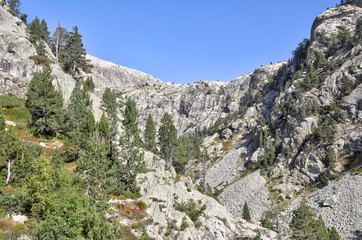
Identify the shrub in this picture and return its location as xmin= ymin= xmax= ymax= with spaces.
xmin=6 ymin=107 xmax=29 ymax=120
xmin=137 ymin=200 xmax=147 ymax=209
xmin=22 ymin=141 xmax=43 ymax=156
xmin=0 ymin=96 xmax=22 ymax=109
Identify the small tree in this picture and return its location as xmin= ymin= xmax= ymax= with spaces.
xmin=144 ymin=114 xmax=156 ymax=152
xmin=340 ymin=74 xmax=352 ymax=95
xmin=123 ymin=98 xmax=140 ymax=145
xmin=50 ymin=23 xmax=69 ymax=60
xmin=242 ymin=202 xmax=251 ymax=221
xmin=59 ymin=26 xmax=92 ymax=77
xmin=158 ymin=112 xmax=178 ymax=169
xmin=84 ymin=76 xmax=95 ymax=92
xmin=26 ymin=65 xmax=64 ymax=135
xmin=329 ymin=226 xmax=340 ymax=240
xmin=7 ymin=0 xmax=21 ymax=17
xmin=325 ymin=146 xmax=336 ymax=168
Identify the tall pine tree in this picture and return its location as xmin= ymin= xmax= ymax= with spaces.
xmin=158 ymin=112 xmax=178 ymax=169
xmin=123 ymin=98 xmax=140 ymax=145
xmin=59 ymin=26 xmax=92 ymax=77
xmin=26 ymin=65 xmax=64 ymax=135
xmin=144 ymin=114 xmax=156 ymax=152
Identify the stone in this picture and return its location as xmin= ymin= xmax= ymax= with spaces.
xmin=11 ymin=214 xmax=28 ymax=224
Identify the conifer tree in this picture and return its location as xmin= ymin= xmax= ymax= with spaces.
xmin=28 ymin=16 xmax=43 ymax=44
xmin=50 ymin=23 xmax=69 ymax=60
xmin=7 ymin=0 xmax=21 ymax=17
xmin=26 ymin=65 xmax=63 ymax=135
xmin=0 ymin=127 xmax=23 ymax=185
xmin=242 ymin=202 xmax=251 ymax=221
xmin=144 ymin=114 xmax=156 ymax=152
xmin=158 ymin=112 xmax=178 ymax=169
xmin=84 ymin=76 xmax=95 ymax=92
xmin=40 ymin=18 xmax=50 ymax=43
xmin=101 ymin=88 xmax=119 ymax=162
xmin=123 ymin=98 xmax=140 ymax=145
xmin=59 ymin=26 xmax=92 ymax=77
xmin=329 ymin=226 xmax=340 ymax=240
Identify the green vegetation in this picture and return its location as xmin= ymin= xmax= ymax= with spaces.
xmin=59 ymin=26 xmax=93 ymax=77
xmin=26 ymin=65 xmax=64 ymax=136
xmin=144 ymin=113 xmax=156 ymax=152
xmin=242 ymin=202 xmax=251 ymax=221
xmin=0 ymin=95 xmax=23 ymax=109
xmin=174 ymin=200 xmax=206 ymax=223
xmin=158 ymin=112 xmax=178 ymax=169
xmin=290 ymin=199 xmax=340 ymax=240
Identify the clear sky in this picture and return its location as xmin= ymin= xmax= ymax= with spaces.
xmin=21 ymin=0 xmax=340 ymax=84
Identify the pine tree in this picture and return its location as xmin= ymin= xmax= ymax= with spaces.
xmin=158 ymin=112 xmax=178 ymax=169
xmin=325 ymin=146 xmax=336 ymax=168
xmin=101 ymin=88 xmax=119 ymax=162
xmin=84 ymin=76 xmax=95 ymax=92
xmin=26 ymin=65 xmax=64 ymax=135
xmin=50 ymin=23 xmax=69 ymax=60
xmin=66 ymin=81 xmax=92 ymax=133
xmin=59 ymin=26 xmax=92 ymax=77
xmin=7 ymin=0 xmax=21 ymax=17
xmin=329 ymin=226 xmax=340 ymax=240
xmin=28 ymin=16 xmax=43 ymax=44
xmin=144 ymin=114 xmax=156 ymax=152
xmin=242 ymin=202 xmax=251 ymax=221
xmin=340 ymin=74 xmax=352 ymax=95
xmin=123 ymin=98 xmax=140 ymax=145
xmin=40 ymin=18 xmax=50 ymax=43
xmin=290 ymin=199 xmax=333 ymax=240
xmin=0 ymin=127 xmax=23 ymax=185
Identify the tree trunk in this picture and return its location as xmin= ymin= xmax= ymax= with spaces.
xmin=6 ymin=160 xmax=11 ymax=185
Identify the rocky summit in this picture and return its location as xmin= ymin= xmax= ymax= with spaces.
xmin=0 ymin=1 xmax=361 ymax=239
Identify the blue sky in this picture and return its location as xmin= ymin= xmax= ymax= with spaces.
xmin=21 ymin=0 xmax=340 ymax=84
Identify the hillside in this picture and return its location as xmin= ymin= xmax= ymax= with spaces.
xmin=0 ymin=0 xmax=361 ymax=239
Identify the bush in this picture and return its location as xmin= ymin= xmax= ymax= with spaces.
xmin=22 ymin=141 xmax=43 ymax=156
xmin=29 ymin=55 xmax=55 ymax=65
xmin=137 ymin=200 xmax=147 ymax=209
xmin=6 ymin=107 xmax=29 ymax=120
xmin=0 ymin=96 xmax=23 ymax=109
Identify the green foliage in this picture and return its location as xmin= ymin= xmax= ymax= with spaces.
xmin=26 ymin=65 xmax=64 ymax=135
xmin=139 ymin=226 xmax=151 ymax=240
xmin=290 ymin=199 xmax=335 ymax=240
xmin=7 ymin=0 xmax=20 ymax=17
xmin=325 ymin=146 xmax=336 ymax=168
xmin=0 ymin=111 xmax=4 ymax=131
xmin=5 ymin=106 xmax=29 ymax=120
xmin=21 ymin=141 xmax=43 ymax=156
xmin=28 ymin=16 xmax=49 ymax=44
xmin=123 ymin=98 xmax=140 ymax=145
xmin=0 ymin=127 xmax=23 ymax=185
xmin=50 ymin=23 xmax=70 ymax=59
xmin=293 ymin=38 xmax=310 ymax=65
xmin=0 ymin=95 xmax=23 ymax=109
xmin=144 ymin=113 xmax=156 ymax=152
xmin=329 ymin=226 xmax=340 ymax=240
xmin=158 ymin=112 xmax=178 ymax=169
xmin=340 ymin=74 xmax=352 ymax=95
xmin=260 ymin=214 xmax=275 ymax=230
xmin=315 ymin=52 xmax=329 ymax=69
xmin=313 ymin=118 xmax=336 ymax=143
xmin=84 ymin=76 xmax=95 ymax=91
xmin=29 ymin=55 xmax=55 ymax=65
xmin=36 ymin=40 xmax=46 ymax=56
xmin=59 ymin=26 xmax=92 ymax=77
xmin=174 ymin=201 xmax=206 ymax=222
xmin=356 ymin=17 xmax=362 ymax=42
xmin=242 ymin=202 xmax=251 ymax=221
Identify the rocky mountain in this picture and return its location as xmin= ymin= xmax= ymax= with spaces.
xmin=1 ymin=1 xmax=362 ymax=239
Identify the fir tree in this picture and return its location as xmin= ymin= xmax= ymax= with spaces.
xmin=0 ymin=127 xmax=23 ymax=185
xmin=50 ymin=23 xmax=69 ymax=60
xmin=28 ymin=16 xmax=43 ymax=44
xmin=242 ymin=202 xmax=251 ymax=221
xmin=40 ymin=18 xmax=50 ymax=43
xmin=26 ymin=65 xmax=64 ymax=135
xmin=101 ymin=88 xmax=119 ymax=162
xmin=123 ymin=98 xmax=140 ymax=145
xmin=59 ymin=26 xmax=92 ymax=77
xmin=158 ymin=112 xmax=178 ymax=169
xmin=7 ymin=0 xmax=21 ymax=17
xmin=84 ymin=76 xmax=95 ymax=92
xmin=144 ymin=114 xmax=156 ymax=152
xmin=340 ymin=74 xmax=352 ymax=95
xmin=325 ymin=146 xmax=336 ymax=168
xmin=329 ymin=226 xmax=340 ymax=240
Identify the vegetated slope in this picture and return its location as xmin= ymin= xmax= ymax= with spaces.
xmin=0 ymin=1 xmax=361 ymax=239
xmin=196 ymin=4 xmax=361 ymax=239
